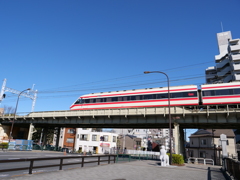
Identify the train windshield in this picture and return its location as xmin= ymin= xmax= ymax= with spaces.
xmin=74 ymin=98 xmax=84 ymax=104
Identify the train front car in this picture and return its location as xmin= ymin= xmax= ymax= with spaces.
xmin=201 ymin=82 xmax=240 ymax=105
xmin=70 ymin=85 xmax=199 ymax=110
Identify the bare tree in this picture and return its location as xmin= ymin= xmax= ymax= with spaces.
xmin=3 ymin=105 xmax=15 ymax=116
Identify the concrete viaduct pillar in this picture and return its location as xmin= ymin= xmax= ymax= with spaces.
xmin=174 ymin=123 xmax=185 ymax=158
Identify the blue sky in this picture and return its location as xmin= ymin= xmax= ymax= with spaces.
xmin=0 ymin=1 xmax=239 ymax=137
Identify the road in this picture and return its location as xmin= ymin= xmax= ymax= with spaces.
xmin=0 ymin=150 xmax=111 ymax=178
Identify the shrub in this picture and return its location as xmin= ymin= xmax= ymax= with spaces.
xmin=0 ymin=142 xmax=9 ymax=149
xmin=167 ymin=153 xmax=184 ymax=165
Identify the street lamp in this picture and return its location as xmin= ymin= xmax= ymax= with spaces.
xmin=9 ymin=88 xmax=31 ymax=140
xmin=144 ymin=71 xmax=172 ymax=165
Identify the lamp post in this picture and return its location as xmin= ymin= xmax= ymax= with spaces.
xmin=144 ymin=71 xmax=172 ymax=165
xmin=9 ymin=88 xmax=31 ymax=140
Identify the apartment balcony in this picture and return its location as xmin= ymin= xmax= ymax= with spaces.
xmin=233 ymin=74 xmax=240 ymax=81
xmin=216 ymin=58 xmax=230 ymax=69
xmin=217 ymin=66 xmax=231 ymax=77
xmin=229 ymin=44 xmax=240 ymax=52
xmin=231 ymin=54 xmax=240 ymax=61
xmin=232 ymin=64 xmax=240 ymax=71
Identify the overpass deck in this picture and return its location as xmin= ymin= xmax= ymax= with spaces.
xmin=1 ymin=105 xmax=240 ymax=128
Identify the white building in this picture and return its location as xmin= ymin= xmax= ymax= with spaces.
xmin=206 ymin=31 xmax=240 ymax=83
xmin=75 ymin=128 xmax=118 ymax=154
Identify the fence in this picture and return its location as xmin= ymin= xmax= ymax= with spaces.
xmin=223 ymin=158 xmax=240 ymax=180
xmin=187 ymin=157 xmax=214 ymax=166
xmin=0 ymin=154 xmax=116 ymax=174
xmin=115 ymin=150 xmax=161 ymax=163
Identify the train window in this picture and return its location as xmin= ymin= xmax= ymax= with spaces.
xmin=171 ymin=92 xmax=183 ymax=98
xmin=118 ymin=97 xmax=123 ymax=101
xmin=143 ymin=95 xmax=152 ymax=100
xmin=85 ymin=99 xmax=90 ymax=103
xmin=89 ymin=99 xmax=96 ymax=103
xmin=112 ymin=97 xmax=118 ymax=102
xmin=74 ymin=99 xmax=81 ymax=104
xmin=136 ymin=95 xmax=141 ymax=100
xmin=106 ymin=98 xmax=112 ymax=102
xmin=215 ymin=89 xmax=229 ymax=96
xmin=96 ymin=98 xmax=101 ymax=102
xmin=202 ymin=90 xmax=215 ymax=96
xmin=130 ymin=96 xmax=136 ymax=100
xmin=234 ymin=88 xmax=240 ymax=94
xmin=156 ymin=94 xmax=168 ymax=99
xmin=123 ymin=96 xmax=128 ymax=101
xmin=101 ymin=98 xmax=107 ymax=102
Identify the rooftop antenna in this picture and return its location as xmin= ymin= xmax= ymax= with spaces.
xmin=221 ymin=22 xmax=224 ymax=32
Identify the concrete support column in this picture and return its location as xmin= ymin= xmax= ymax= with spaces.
xmin=55 ymin=127 xmax=60 ymax=148
xmin=174 ymin=123 xmax=185 ymax=155
xmin=42 ymin=128 xmax=48 ymax=147
xmin=27 ymin=123 xmax=34 ymax=140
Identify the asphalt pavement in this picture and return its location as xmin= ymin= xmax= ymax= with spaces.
xmin=1 ymin=159 xmax=228 ymax=180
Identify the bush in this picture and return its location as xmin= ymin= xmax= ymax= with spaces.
xmin=0 ymin=142 xmax=9 ymax=149
xmin=167 ymin=153 xmax=184 ymax=165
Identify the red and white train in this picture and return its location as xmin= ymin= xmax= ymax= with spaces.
xmin=70 ymin=82 xmax=240 ymax=110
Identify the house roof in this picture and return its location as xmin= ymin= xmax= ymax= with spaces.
xmin=189 ymin=129 xmax=235 ymax=138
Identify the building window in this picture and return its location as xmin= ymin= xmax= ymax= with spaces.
xmin=92 ymin=135 xmax=97 ymax=141
xmin=189 ymin=150 xmax=194 ymax=157
xmin=113 ymin=136 xmax=116 ymax=142
xmin=80 ymin=134 xmax=88 ymax=141
xmin=200 ymin=151 xmax=206 ymax=158
xmin=66 ymin=138 xmax=74 ymax=143
xmin=201 ymin=139 xmax=207 ymax=145
xmin=103 ymin=135 xmax=108 ymax=142
xmin=67 ymin=129 xmax=75 ymax=134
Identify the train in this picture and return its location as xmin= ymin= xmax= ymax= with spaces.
xmin=70 ymin=82 xmax=240 ymax=110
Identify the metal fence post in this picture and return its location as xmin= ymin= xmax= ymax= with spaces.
xmin=29 ymin=160 xmax=34 ymax=174
xmin=59 ymin=158 xmax=63 ymax=170
xmin=98 ymin=156 xmax=100 ymax=165
xmin=81 ymin=157 xmax=84 ymax=167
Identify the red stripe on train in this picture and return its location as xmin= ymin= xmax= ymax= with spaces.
xmin=70 ymin=98 xmax=198 ymax=109
xmin=71 ymin=103 xmax=199 ymax=110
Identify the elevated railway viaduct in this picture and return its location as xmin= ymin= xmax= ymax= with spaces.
xmin=1 ymin=105 xmax=240 ymax=155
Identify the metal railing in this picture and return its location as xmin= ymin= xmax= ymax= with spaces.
xmin=2 ymin=105 xmax=240 ymax=119
xmin=0 ymin=154 xmax=116 ymax=174
xmin=187 ymin=157 xmax=214 ymax=166
xmin=223 ymin=158 xmax=240 ymax=180
xmin=116 ymin=153 xmax=158 ymax=163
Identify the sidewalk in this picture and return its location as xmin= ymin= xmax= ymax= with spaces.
xmin=2 ymin=160 xmax=228 ymax=180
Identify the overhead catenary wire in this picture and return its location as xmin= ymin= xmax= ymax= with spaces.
xmin=1 ymin=60 xmax=216 ymax=103
xmin=39 ymin=60 xmax=213 ymax=92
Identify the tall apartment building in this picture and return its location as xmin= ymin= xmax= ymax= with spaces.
xmin=206 ymin=31 xmax=240 ymax=83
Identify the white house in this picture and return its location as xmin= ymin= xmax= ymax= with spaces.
xmin=75 ymin=128 xmax=118 ymax=154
